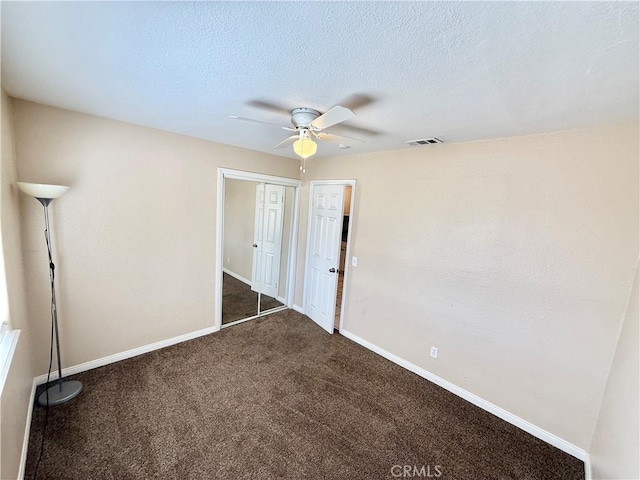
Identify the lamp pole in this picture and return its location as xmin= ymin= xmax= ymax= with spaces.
xmin=17 ymin=182 xmax=83 ymax=406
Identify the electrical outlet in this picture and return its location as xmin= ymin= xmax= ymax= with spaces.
xmin=351 ymin=256 xmax=358 ymax=267
xmin=226 ymin=256 xmax=230 ymax=264
xmin=430 ymin=346 xmax=439 ymax=358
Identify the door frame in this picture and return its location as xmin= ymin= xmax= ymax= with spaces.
xmin=303 ymin=179 xmax=356 ymax=332
xmin=215 ymin=168 xmax=301 ymax=331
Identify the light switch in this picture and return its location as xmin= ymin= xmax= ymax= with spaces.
xmin=351 ymin=256 xmax=358 ymax=267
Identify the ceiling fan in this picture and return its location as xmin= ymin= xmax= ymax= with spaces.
xmin=229 ymin=105 xmax=365 ymax=169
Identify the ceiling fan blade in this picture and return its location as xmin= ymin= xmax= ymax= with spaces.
xmin=310 ymin=106 xmax=355 ymax=130
xmin=229 ymin=116 xmax=294 ymax=131
xmin=246 ymin=99 xmax=291 ymax=115
xmin=329 ymin=123 xmax=382 ymax=137
xmin=273 ymin=135 xmax=298 ymax=149
xmin=338 ymin=93 xmax=377 ymax=111
xmin=315 ymin=132 xmax=364 ymax=147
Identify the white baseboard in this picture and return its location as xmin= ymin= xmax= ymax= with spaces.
xmin=22 ymin=318 xmax=588 ymax=473
xmin=292 ymin=304 xmax=304 ymax=314
xmin=222 ymin=268 xmax=251 ymax=286
xmin=35 ymin=325 xmax=219 ymax=385
xmin=18 ymin=378 xmax=37 ymax=480
xmin=339 ymin=328 xmax=588 ymax=462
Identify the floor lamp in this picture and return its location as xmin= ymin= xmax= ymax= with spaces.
xmin=17 ymin=182 xmax=83 ymax=406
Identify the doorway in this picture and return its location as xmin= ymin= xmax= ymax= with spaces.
xmin=304 ymin=180 xmax=355 ymax=334
xmin=215 ymin=169 xmax=301 ymax=330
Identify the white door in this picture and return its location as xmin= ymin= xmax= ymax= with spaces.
xmin=305 ymin=184 xmax=345 ymax=333
xmin=252 ymin=184 xmax=285 ymax=299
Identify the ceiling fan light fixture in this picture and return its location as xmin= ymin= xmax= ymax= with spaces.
xmin=293 ymin=136 xmax=317 ymax=159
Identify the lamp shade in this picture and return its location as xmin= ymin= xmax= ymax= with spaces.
xmin=17 ymin=182 xmax=69 ymax=199
xmin=293 ymin=137 xmax=317 ymax=159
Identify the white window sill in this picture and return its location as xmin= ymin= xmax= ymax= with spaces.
xmin=0 ymin=326 xmax=20 ymax=397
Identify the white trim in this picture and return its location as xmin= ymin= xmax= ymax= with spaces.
xmin=0 ymin=328 xmax=20 ymax=396
xmin=218 ymin=168 xmax=301 ymax=187
xmin=18 ymin=378 xmax=37 ymax=480
xmin=292 ymin=304 xmax=304 ymax=314
xmin=222 ymin=267 xmax=251 ymax=286
xmin=259 ymin=305 xmax=287 ymax=315
xmin=285 ymin=185 xmax=301 ymax=307
xmin=34 ymin=325 xmax=218 ymax=384
xmin=584 ymin=455 xmax=592 ymax=480
xmin=339 ymin=183 xmax=356 ymax=332
xmin=215 ymin=169 xmax=224 ymax=331
xmin=339 ymin=328 xmax=588 ymax=461
xmin=221 ymin=314 xmax=261 ymax=329
xmin=221 ymin=305 xmax=288 ymax=329
xmin=18 ymin=318 xmax=589 ymax=474
xmin=301 ymin=185 xmax=312 ymax=315
xmin=216 ymin=168 xmax=301 ymax=330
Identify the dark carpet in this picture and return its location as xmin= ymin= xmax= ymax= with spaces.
xmin=222 ymin=272 xmax=283 ymax=324
xmin=25 ymin=310 xmax=584 ymax=479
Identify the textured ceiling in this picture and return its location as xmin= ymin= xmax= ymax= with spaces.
xmin=1 ymin=2 xmax=638 ymax=159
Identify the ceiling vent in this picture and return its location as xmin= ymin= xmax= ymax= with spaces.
xmin=404 ymin=137 xmax=443 ymax=146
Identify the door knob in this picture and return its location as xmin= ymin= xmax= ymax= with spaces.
xmin=329 ymin=268 xmax=336 ymax=273
xmin=253 ymin=244 xmax=258 ymax=248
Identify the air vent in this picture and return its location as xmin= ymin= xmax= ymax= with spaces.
xmin=404 ymin=137 xmax=443 ymax=146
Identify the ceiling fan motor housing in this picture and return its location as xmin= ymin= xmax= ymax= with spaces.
xmin=290 ymin=108 xmax=321 ymax=128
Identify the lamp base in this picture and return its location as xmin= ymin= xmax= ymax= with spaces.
xmin=38 ymin=380 xmax=83 ymax=407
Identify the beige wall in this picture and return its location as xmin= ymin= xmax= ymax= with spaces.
xmin=11 ymin=99 xmax=299 ymax=373
xmin=223 ymin=179 xmax=259 ymax=282
xmin=296 ymin=123 xmax=639 ymax=449
xmin=589 ymin=262 xmax=639 ymax=479
xmin=8 ymin=95 xmax=638 ymax=464
xmin=1 ymin=91 xmax=35 ymax=479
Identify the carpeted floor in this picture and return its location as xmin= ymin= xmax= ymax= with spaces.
xmin=25 ymin=310 xmax=584 ymax=479
xmin=222 ymin=272 xmax=283 ymax=324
